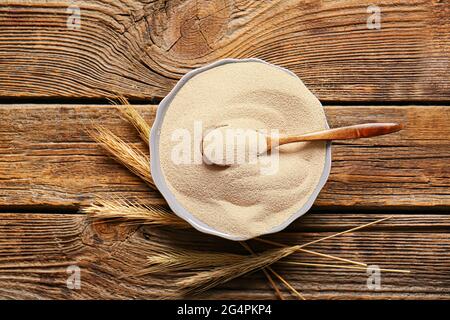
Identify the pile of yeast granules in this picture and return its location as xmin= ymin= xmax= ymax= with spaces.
xmin=158 ymin=61 xmax=328 ymax=239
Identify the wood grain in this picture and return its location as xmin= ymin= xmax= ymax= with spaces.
xmin=0 ymin=0 xmax=449 ymax=101
xmin=0 ymin=212 xmax=448 ymax=299
xmin=274 ymin=123 xmax=403 ymax=145
xmin=0 ymin=104 xmax=448 ymax=210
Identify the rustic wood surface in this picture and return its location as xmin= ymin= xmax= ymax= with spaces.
xmin=0 ymin=212 xmax=449 ymax=299
xmin=0 ymin=105 xmax=448 ymax=209
xmin=0 ymin=0 xmax=449 ymax=300
xmin=0 ymin=0 xmax=449 ymax=101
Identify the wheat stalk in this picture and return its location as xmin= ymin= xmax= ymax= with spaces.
xmin=176 ymin=245 xmax=300 ymax=296
xmin=86 ymin=198 xmax=402 ymax=292
xmin=87 ymin=105 xmax=410 ymax=298
xmin=239 ymin=241 xmax=285 ymax=300
xmin=268 ymin=268 xmax=305 ymax=300
xmin=83 ymin=197 xmax=188 ymax=229
xmin=111 ymin=96 xmax=151 ymax=145
xmin=87 ymin=125 xmax=156 ymax=189
xmin=280 ymin=261 xmax=410 ymax=273
xmin=140 ymin=249 xmax=247 ymax=275
xmin=255 ymin=239 xmax=366 ymax=267
xmin=299 ymin=216 xmax=392 ymax=248
xmin=256 ymin=216 xmax=392 ymax=250
xmin=260 ymin=267 xmax=284 ymax=300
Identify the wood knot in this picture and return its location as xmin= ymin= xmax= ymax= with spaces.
xmin=149 ymin=0 xmax=231 ymax=59
xmin=81 ymin=220 xmax=136 ymax=246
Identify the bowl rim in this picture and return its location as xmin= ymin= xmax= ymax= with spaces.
xmin=149 ymin=58 xmax=332 ymax=241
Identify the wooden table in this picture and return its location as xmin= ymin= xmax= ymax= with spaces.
xmin=0 ymin=0 xmax=449 ymax=299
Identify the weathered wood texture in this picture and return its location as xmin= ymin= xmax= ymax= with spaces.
xmin=0 ymin=0 xmax=449 ymax=101
xmin=0 ymin=212 xmax=448 ymax=299
xmin=0 ymin=104 xmax=448 ymax=209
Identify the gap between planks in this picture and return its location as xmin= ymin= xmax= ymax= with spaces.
xmin=0 ymin=212 xmax=448 ymax=234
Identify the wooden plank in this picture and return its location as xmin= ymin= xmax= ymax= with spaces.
xmin=322 ymin=106 xmax=450 ymax=209
xmin=0 ymin=0 xmax=449 ymax=101
xmin=0 ymin=212 xmax=448 ymax=299
xmin=0 ymin=104 xmax=448 ymax=209
xmin=285 ymin=213 xmax=450 ymax=232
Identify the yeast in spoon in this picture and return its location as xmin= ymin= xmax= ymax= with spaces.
xmin=202 ymin=126 xmax=268 ymax=166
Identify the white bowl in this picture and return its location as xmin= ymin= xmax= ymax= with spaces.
xmin=150 ymin=58 xmax=332 ymax=241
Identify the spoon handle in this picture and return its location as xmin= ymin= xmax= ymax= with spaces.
xmin=279 ymin=123 xmax=403 ymax=143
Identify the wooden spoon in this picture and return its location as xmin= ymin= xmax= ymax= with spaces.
xmin=202 ymin=122 xmax=403 ymax=166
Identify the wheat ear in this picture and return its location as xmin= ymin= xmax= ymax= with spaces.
xmin=176 ymin=245 xmax=300 ymax=296
xmin=112 ymin=96 xmax=151 ymax=145
xmin=139 ymin=250 xmax=248 ymax=275
xmin=87 ymin=125 xmax=155 ymax=189
xmin=83 ymin=197 xmax=188 ymax=228
xmin=239 ymin=241 xmax=284 ymax=300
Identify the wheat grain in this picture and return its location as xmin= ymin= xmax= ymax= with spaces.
xmin=112 ymin=96 xmax=151 ymax=145
xmin=176 ymin=245 xmax=300 ymax=296
xmin=141 ymin=249 xmax=247 ymax=274
xmin=87 ymin=125 xmax=155 ymax=188
xmin=83 ymin=197 xmax=188 ymax=228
